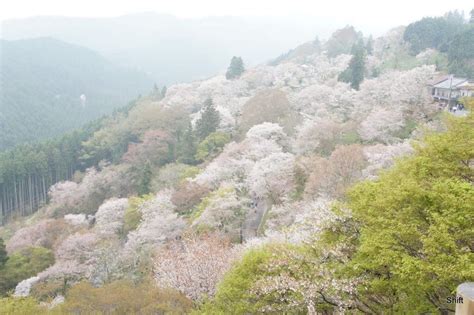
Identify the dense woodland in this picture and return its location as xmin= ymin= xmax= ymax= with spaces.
xmin=0 ymin=38 xmax=153 ymax=150
xmin=0 ymin=9 xmax=473 ymax=314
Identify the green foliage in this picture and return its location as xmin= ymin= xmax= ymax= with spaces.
xmin=225 ymin=56 xmax=245 ymax=80
xmin=448 ymin=27 xmax=474 ymax=77
xmin=292 ymin=164 xmax=308 ymax=201
xmin=391 ymin=118 xmax=417 ymax=139
xmin=339 ymin=130 xmax=362 ymax=145
xmin=0 ymin=37 xmax=152 ymax=151
xmin=198 ymin=247 xmax=273 ymax=314
xmin=403 ymin=12 xmax=468 ymax=54
xmin=31 ymin=279 xmax=69 ymax=302
xmin=0 ymin=296 xmax=45 ymax=314
xmin=123 ymin=194 xmax=153 ymax=235
xmin=61 ymin=280 xmax=193 ymax=314
xmin=177 ymin=123 xmax=197 ymax=165
xmin=0 ymin=238 xmax=7 ymax=268
xmin=0 ymin=120 xmax=102 ymax=224
xmin=179 ymin=166 xmax=200 ymax=182
xmin=137 ymin=162 xmax=152 ymax=196
xmin=190 ymin=186 xmax=234 ymax=222
xmin=335 ymin=108 xmax=474 ymax=313
xmin=0 ymin=247 xmax=55 ymax=296
xmin=195 ymin=132 xmax=231 ymax=162
xmin=195 ymin=98 xmax=221 ymax=141
xmin=338 ymin=39 xmax=366 ymax=90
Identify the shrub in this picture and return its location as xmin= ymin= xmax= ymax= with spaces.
xmin=195 ymin=132 xmax=231 ymax=162
xmin=0 ymin=247 xmax=55 ymax=296
xmin=123 ymin=194 xmax=153 ymax=235
xmin=61 ymin=280 xmax=192 ymax=314
xmin=0 ymin=297 xmax=44 ymax=314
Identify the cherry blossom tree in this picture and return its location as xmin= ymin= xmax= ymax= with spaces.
xmin=192 ymin=185 xmax=250 ymax=236
xmin=6 ymin=219 xmax=71 ymax=253
xmin=125 ymin=191 xmax=186 ymax=252
xmin=154 ymin=233 xmax=241 ymax=300
xmin=247 ymin=152 xmax=295 ymax=202
xmin=94 ymin=198 xmax=128 ymax=236
xmin=358 ymin=107 xmax=405 ymax=143
xmin=305 ymin=145 xmax=367 ymax=198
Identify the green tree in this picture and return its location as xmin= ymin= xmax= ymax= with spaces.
xmin=0 ymin=238 xmax=7 ymax=268
xmin=338 ymin=39 xmax=366 ymax=90
xmin=332 ymin=103 xmax=474 ymax=313
xmin=195 ymin=98 xmax=221 ymax=141
xmin=137 ymin=162 xmax=152 ymax=196
xmin=0 ymin=247 xmax=55 ymax=296
xmin=448 ymin=28 xmax=474 ymax=77
xmin=61 ymin=280 xmax=192 ymax=314
xmin=195 ymin=132 xmax=231 ymax=162
xmin=403 ymin=14 xmax=467 ymax=54
xmin=177 ymin=123 xmax=197 ymax=165
xmin=225 ymin=56 xmax=245 ymax=80
xmin=0 ymin=297 xmax=44 ymax=314
xmin=199 ymin=247 xmax=273 ymax=314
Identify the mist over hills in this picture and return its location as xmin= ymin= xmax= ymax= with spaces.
xmin=1 ymin=13 xmax=340 ymax=84
xmin=0 ymin=37 xmax=153 ymax=150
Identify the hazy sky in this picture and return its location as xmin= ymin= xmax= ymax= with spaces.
xmin=1 ymin=0 xmax=472 ymax=30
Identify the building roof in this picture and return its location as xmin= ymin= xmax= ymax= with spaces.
xmin=433 ymin=77 xmax=468 ymax=89
xmin=458 ymin=81 xmax=474 ymax=90
xmin=428 ymin=75 xmax=450 ymax=86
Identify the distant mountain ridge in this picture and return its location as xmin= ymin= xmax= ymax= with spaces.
xmin=1 ymin=13 xmax=339 ymax=84
xmin=0 ymin=37 xmax=153 ymax=150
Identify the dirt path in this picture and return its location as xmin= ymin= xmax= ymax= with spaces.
xmin=242 ymin=199 xmax=267 ymax=241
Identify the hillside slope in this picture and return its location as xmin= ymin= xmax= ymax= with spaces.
xmin=0 ymin=24 xmax=472 ymax=313
xmin=0 ymin=37 xmax=153 ymax=150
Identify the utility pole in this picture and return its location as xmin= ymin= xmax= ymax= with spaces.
xmin=447 ymin=75 xmax=454 ymax=107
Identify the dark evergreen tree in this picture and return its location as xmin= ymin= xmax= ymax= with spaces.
xmin=338 ymin=39 xmax=366 ymax=90
xmin=137 ymin=162 xmax=152 ymax=196
xmin=225 ymin=56 xmax=245 ymax=80
xmin=403 ymin=14 xmax=467 ymax=54
xmin=161 ymin=86 xmax=167 ymax=97
xmin=195 ymin=98 xmax=221 ymax=141
xmin=177 ymin=123 xmax=197 ymax=165
xmin=470 ymin=9 xmax=474 ymax=24
xmin=366 ymin=35 xmax=374 ymax=55
xmin=448 ymin=28 xmax=474 ymax=77
xmin=0 ymin=238 xmax=7 ymax=268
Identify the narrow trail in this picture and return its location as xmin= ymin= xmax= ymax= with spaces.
xmin=242 ymin=199 xmax=267 ymax=241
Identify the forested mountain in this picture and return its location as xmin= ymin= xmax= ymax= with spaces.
xmin=1 ymin=13 xmax=339 ymax=84
xmin=0 ymin=38 xmax=153 ymax=150
xmin=0 ymin=12 xmax=472 ymax=314
xmin=403 ymin=10 xmax=474 ymax=76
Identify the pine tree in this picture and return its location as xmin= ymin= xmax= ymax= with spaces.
xmin=195 ymin=98 xmax=220 ymax=140
xmin=338 ymin=39 xmax=366 ymax=90
xmin=161 ymin=86 xmax=167 ymax=97
xmin=225 ymin=56 xmax=245 ymax=80
xmin=178 ymin=123 xmax=197 ymax=164
xmin=0 ymin=238 xmax=8 ymax=268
